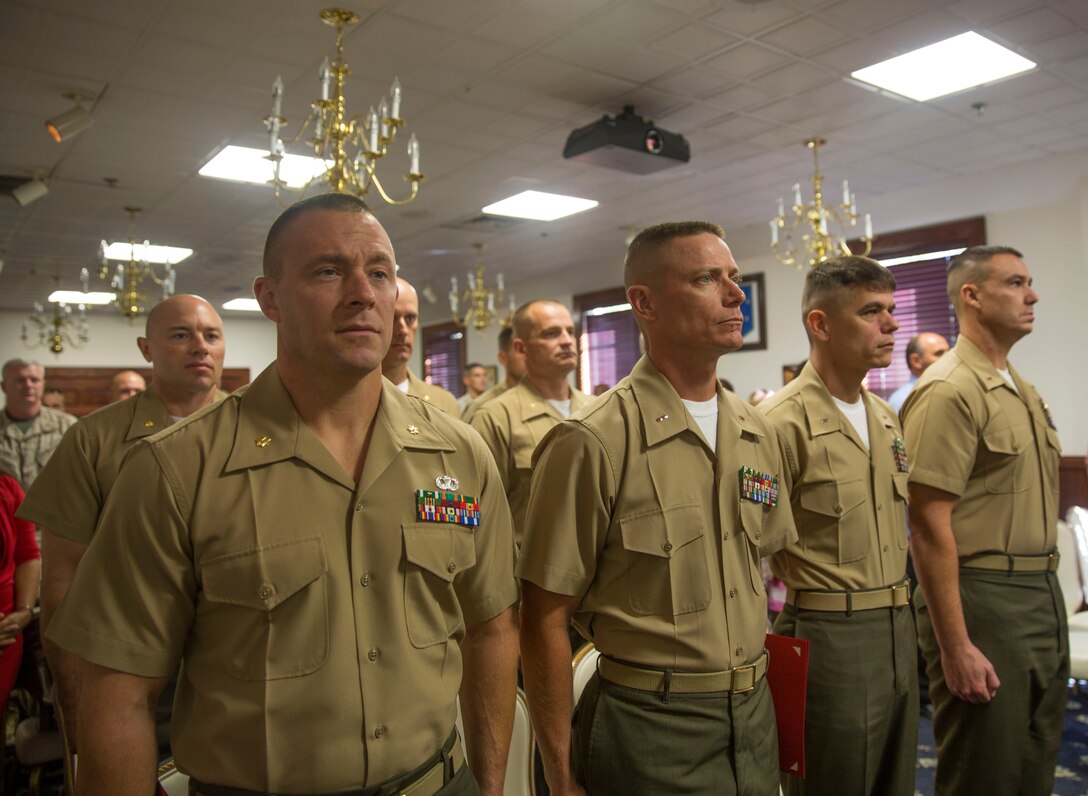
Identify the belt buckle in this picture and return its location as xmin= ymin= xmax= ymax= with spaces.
xmin=1048 ymin=551 xmax=1060 ymax=572
xmin=730 ymin=663 xmax=756 ymax=694
xmin=892 ymin=582 xmax=909 ymax=605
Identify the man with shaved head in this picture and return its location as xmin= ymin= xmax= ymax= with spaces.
xmin=519 ymin=221 xmax=796 ymax=794
xmin=19 ymin=294 xmax=227 ymax=750
xmin=887 ymin=332 xmax=948 ymax=413
xmin=108 ymin=369 xmax=146 ymax=403
xmin=470 ymin=298 xmax=591 ymax=542
xmin=382 ymin=276 xmax=460 ymax=415
xmin=45 ymin=193 xmax=518 ymax=795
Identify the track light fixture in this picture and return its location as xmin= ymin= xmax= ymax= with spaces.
xmin=12 ymin=177 xmax=49 ymax=207
xmin=45 ymin=92 xmax=95 ymax=142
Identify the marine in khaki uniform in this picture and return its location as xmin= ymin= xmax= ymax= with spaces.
xmin=108 ymin=369 xmax=147 ymax=403
xmin=461 ymin=325 xmax=525 ymax=424
xmin=519 ymin=222 xmax=797 ymax=796
xmin=470 ymin=300 xmax=591 ymax=541
xmin=18 ymin=294 xmax=227 ymax=748
xmin=759 ymin=257 xmax=917 ymax=796
xmin=902 ymin=245 xmax=1067 ymax=795
xmin=48 ymin=194 xmax=519 ymax=795
xmin=0 ymin=358 xmax=77 ymax=489
xmin=383 ymin=277 xmax=461 ymax=416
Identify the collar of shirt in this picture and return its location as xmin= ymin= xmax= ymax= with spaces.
xmin=225 ymin=364 xmax=455 ymax=490
xmin=628 ymin=355 xmax=764 ymax=451
xmin=509 ymin=377 xmax=589 ymax=424
xmin=950 ymin=335 xmax=1028 ymax=396
xmin=791 ymin=361 xmax=898 ymax=454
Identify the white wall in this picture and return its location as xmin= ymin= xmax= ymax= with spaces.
xmin=0 ymin=310 xmax=278 ymax=379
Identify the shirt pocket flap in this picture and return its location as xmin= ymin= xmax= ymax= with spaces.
xmin=799 ymin=480 xmax=866 ymax=519
xmin=513 ymin=446 xmax=534 ymax=470
xmin=892 ymin=472 xmax=910 ymax=502
xmin=404 ymin=523 xmax=477 ymax=583
xmin=982 ymin=427 xmax=1021 ymax=456
xmin=202 ymin=537 xmax=327 ymax=611
xmin=619 ymin=504 xmax=704 ymax=559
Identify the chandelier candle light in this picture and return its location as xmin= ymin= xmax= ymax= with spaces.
xmin=770 ymin=138 xmax=873 ymax=269
xmin=22 ymin=281 xmax=89 ymax=355
xmin=90 ymin=207 xmax=177 ymax=322
xmin=264 ymin=7 xmax=423 ymax=205
xmin=450 ymin=243 xmax=515 ymax=332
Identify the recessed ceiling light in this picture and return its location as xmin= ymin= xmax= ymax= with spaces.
xmin=851 ymin=32 xmax=1035 ymax=102
xmin=222 ymin=298 xmax=262 ymax=312
xmin=199 ymin=145 xmax=332 ymax=189
xmin=103 ymin=242 xmax=193 ymax=265
xmin=482 ymin=190 xmax=599 ymax=221
xmin=48 ymin=290 xmax=116 ymax=305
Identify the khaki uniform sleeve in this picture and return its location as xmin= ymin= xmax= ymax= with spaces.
xmin=46 ymin=441 xmax=197 ymax=677
xmin=16 ymin=422 xmax=101 ymax=543
xmin=516 ymin=422 xmax=613 ymax=597
xmin=902 ymin=380 xmax=976 ymax=497
xmin=452 ymin=427 xmax=519 ymax=626
xmin=470 ymin=407 xmax=513 ymax=494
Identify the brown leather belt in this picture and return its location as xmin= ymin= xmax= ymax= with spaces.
xmin=190 ymin=731 xmax=464 ymax=796
xmin=599 ymin=651 xmax=768 ymax=695
xmin=960 ymin=551 xmax=1060 ymax=573
xmin=785 ymin=580 xmax=910 ymax=612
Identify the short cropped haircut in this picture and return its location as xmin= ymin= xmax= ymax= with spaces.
xmin=262 ymin=193 xmax=374 ymax=278
xmin=904 ymin=335 xmax=922 ymax=366
xmin=463 ymin=362 xmax=484 ymax=374
xmin=2 ymin=358 xmax=42 ymax=380
xmin=497 ymin=325 xmax=514 ymax=353
xmin=623 ymin=221 xmax=725 ymax=289
xmin=801 ymin=256 xmax=897 ymax=319
xmin=512 ymin=299 xmax=566 ymax=340
xmin=946 ymin=245 xmax=1023 ymax=308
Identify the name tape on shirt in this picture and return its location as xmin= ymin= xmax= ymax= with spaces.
xmin=416 ymin=489 xmax=481 ymax=527
xmin=740 ymin=467 xmax=779 ymax=508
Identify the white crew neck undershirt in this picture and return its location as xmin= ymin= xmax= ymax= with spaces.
xmin=833 ymin=395 xmax=870 ymax=449
xmin=681 ymin=396 xmax=718 ymax=453
xmin=996 ymin=367 xmax=1017 ymax=391
xmin=395 ymin=378 xmax=410 ymax=393
xmin=547 ymin=398 xmax=572 ymax=418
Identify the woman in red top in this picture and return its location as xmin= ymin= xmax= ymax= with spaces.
xmin=0 ymin=471 xmax=42 ymax=707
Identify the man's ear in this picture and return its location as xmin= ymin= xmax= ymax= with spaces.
xmin=253 ymin=276 xmax=281 ymax=323
xmin=805 ymin=308 xmax=831 ymax=343
xmin=960 ymin=282 xmax=980 ymax=310
xmin=627 ymin=285 xmax=656 ymax=324
xmin=136 ymin=337 xmax=153 ymax=363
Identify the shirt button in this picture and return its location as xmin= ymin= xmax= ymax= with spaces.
xmin=360 ymin=573 xmax=371 ymax=587
xmin=883 ymin=544 xmax=889 ymax=552
xmin=735 ymin=646 xmax=743 ymax=657
xmin=374 ymin=724 xmax=386 ymax=739
xmin=722 ymin=532 xmax=729 ymax=541
xmin=447 ymin=562 xmax=457 ymax=573
xmin=355 ymin=502 xmax=363 ymax=512
xmin=368 ymin=648 xmax=379 ymax=661
xmin=662 ymin=541 xmax=673 ymax=553
xmin=729 ymin=587 xmax=738 ymax=598
xmin=755 ymin=531 xmax=761 ymax=540
xmin=877 ymin=503 xmax=883 ymax=511
xmin=833 ymin=503 xmax=843 ymax=514
xmin=258 ymin=584 xmax=274 ymax=600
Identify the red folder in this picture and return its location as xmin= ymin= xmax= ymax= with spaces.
xmin=765 ymin=632 xmax=809 ymax=778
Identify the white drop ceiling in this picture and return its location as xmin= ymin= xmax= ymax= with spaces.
xmin=1 ymin=0 xmax=1087 ymax=316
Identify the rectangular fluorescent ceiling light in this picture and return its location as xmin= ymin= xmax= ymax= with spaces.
xmin=222 ymin=298 xmax=262 ymax=312
xmin=104 ymin=242 xmax=193 ymax=265
xmin=851 ymin=32 xmax=1035 ymax=101
xmin=48 ymin=290 xmax=116 ymax=305
xmin=482 ymin=190 xmax=598 ymax=221
xmin=200 ymin=145 xmax=332 ymax=189
xmin=878 ymin=248 xmax=966 ymax=268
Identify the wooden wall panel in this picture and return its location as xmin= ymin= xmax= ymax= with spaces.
xmin=42 ymin=367 xmax=250 ymax=418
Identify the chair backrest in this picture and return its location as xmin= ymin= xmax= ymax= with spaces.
xmin=1056 ymin=519 xmax=1083 ymax=616
xmin=456 ymin=689 xmax=536 ymax=796
xmin=571 ymin=643 xmax=600 ymax=709
xmin=1067 ymin=506 xmax=1088 ymax=610
xmin=158 ymin=758 xmax=189 ymax=796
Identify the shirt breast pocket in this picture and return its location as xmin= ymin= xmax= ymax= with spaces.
xmin=798 ymin=479 xmax=869 ymax=563
xmin=618 ymin=504 xmax=711 ymax=616
xmin=403 ymin=523 xmax=477 ymax=648
xmin=201 ymin=537 xmax=329 ymax=681
xmin=981 ymin=426 xmax=1029 ymax=494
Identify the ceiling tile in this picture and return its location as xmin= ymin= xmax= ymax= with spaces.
xmin=585 ymin=1 xmax=688 ymax=45
xmin=705 ymin=42 xmax=791 ymax=79
xmin=704 ymin=3 xmax=800 ymax=37
xmin=984 ymin=6 xmax=1079 ymax=46
xmin=651 ymin=23 xmax=738 ymax=59
xmin=757 ymin=17 xmax=851 ymax=57
xmin=705 ymin=82 xmax=779 ymax=110
xmin=474 ymin=8 xmax=568 ymax=48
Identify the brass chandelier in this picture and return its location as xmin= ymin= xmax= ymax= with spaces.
xmin=449 ymin=244 xmax=513 ymax=331
xmin=89 ymin=207 xmax=177 ymax=322
xmin=22 ymin=279 xmax=89 ymax=355
xmin=264 ymin=7 xmax=423 ymax=205
xmin=770 ymin=138 xmax=874 ymax=269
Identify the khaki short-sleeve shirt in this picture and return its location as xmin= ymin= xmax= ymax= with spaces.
xmin=517 ymin=356 xmax=797 ymax=672
xmin=470 ymin=379 xmax=593 ymax=542
xmin=48 ymin=365 xmax=518 ymax=792
xmin=17 ymin=388 xmax=218 ymax=543
xmin=0 ymin=406 xmax=77 ymax=488
xmin=405 ymin=370 xmax=461 ymax=417
xmin=460 ymin=383 xmax=509 ymax=424
xmin=760 ymin=363 xmax=909 ymax=591
xmin=901 ymin=336 xmax=1060 ymax=556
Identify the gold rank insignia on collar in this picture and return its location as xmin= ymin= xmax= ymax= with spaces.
xmin=144 ymin=420 xmax=155 ymax=428
xmin=740 ymin=467 xmax=779 ymax=507
xmin=1040 ymin=399 xmax=1056 ymax=430
xmin=255 ymin=435 xmax=272 ymax=448
xmin=892 ymin=437 xmax=910 ymax=473
xmin=656 ymin=414 xmax=669 ymax=422
xmin=407 ymin=425 xmax=420 ymax=435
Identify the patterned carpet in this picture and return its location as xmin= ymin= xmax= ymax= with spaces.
xmin=914 ymin=686 xmax=1088 ymax=795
